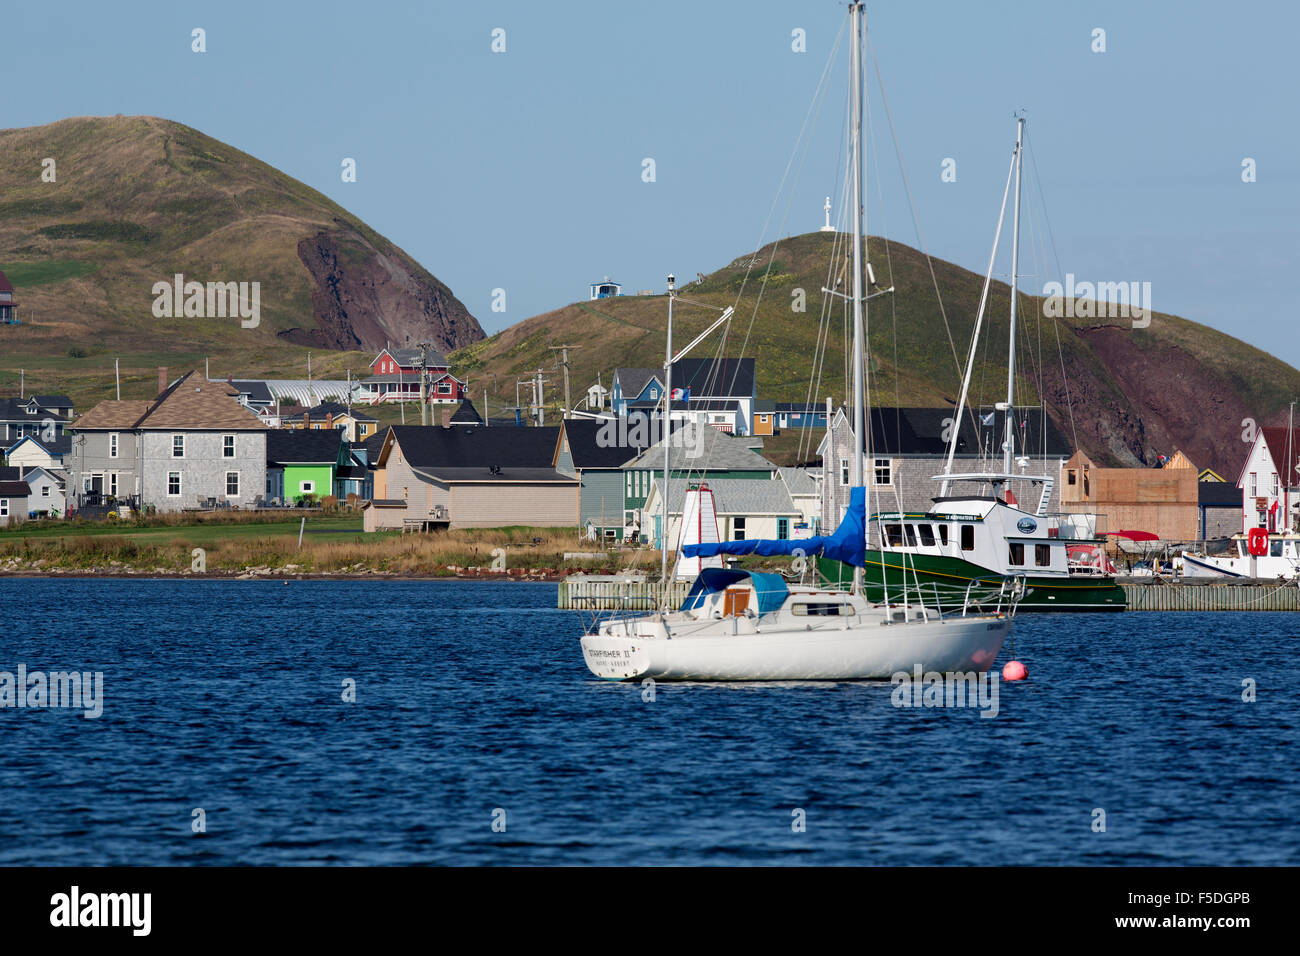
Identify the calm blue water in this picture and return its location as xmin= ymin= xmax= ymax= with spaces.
xmin=0 ymin=578 xmax=1296 ymax=865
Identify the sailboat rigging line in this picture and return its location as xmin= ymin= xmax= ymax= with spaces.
xmin=726 ymin=16 xmax=845 ymax=317
xmin=865 ymin=26 xmax=964 ymax=391
xmin=941 ymin=139 xmax=1017 ymax=491
xmin=1026 ymin=135 xmax=1081 ymax=456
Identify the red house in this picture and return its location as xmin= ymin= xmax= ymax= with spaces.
xmin=0 ymin=271 xmax=18 ymax=325
xmin=360 ymin=347 xmax=466 ymax=405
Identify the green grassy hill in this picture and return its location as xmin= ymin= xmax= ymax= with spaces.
xmin=0 ymin=115 xmax=483 ymax=410
xmin=453 ymin=231 xmax=1300 ymax=474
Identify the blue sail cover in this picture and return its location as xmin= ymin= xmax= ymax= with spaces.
xmin=679 ymin=568 xmax=790 ymax=614
xmin=681 ymin=486 xmax=866 ymax=568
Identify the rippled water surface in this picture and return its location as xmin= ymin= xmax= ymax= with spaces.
xmin=1 ymin=579 xmax=1296 ymax=865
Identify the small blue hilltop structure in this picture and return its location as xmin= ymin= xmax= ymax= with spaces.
xmin=589 ymin=277 xmax=623 ymax=300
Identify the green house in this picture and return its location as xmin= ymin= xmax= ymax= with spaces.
xmin=267 ymin=429 xmax=348 ymax=504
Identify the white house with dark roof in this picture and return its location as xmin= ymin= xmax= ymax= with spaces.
xmin=611 ymin=358 xmax=756 ymax=435
xmin=21 ymin=466 xmax=66 ymax=517
xmin=643 ymin=476 xmax=801 ymax=551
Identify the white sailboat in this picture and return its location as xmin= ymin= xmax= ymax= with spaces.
xmin=579 ymin=2 xmax=1016 ymax=682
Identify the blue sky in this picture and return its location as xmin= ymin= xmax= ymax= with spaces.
xmin=6 ymin=1 xmax=1298 ymax=365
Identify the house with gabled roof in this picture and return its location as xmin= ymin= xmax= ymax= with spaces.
xmin=554 ymin=418 xmax=669 ymax=540
xmin=1236 ymin=426 xmax=1300 ymax=534
xmin=267 ymin=429 xmax=349 ymax=504
xmin=611 ymin=357 xmax=757 ymax=435
xmin=364 ymin=424 xmax=578 ymax=531
xmin=643 ymin=476 xmax=800 ymax=551
xmin=69 ymin=371 xmax=268 ymax=513
xmin=358 ymin=347 xmax=466 ymax=405
xmin=0 ymin=395 xmax=74 ymax=450
xmin=21 ymin=465 xmax=66 ymax=517
xmin=5 ymin=433 xmax=71 ymax=470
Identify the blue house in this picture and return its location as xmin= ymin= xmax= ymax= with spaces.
xmin=774 ymin=402 xmax=829 ymax=430
xmin=590 ymin=278 xmax=623 ymax=300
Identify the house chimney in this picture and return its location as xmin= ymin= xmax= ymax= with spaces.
xmin=157 ymin=367 xmax=168 ymax=396
xmin=326 ymin=413 xmax=334 ymax=429
xmin=303 ymin=412 xmax=310 ymax=429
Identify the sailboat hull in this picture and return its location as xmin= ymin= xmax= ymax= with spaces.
xmin=580 ymin=615 xmax=1009 ymax=682
xmin=818 ymin=553 xmax=1127 ymax=612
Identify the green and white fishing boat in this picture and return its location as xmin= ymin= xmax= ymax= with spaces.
xmin=820 ymin=116 xmax=1126 ymax=612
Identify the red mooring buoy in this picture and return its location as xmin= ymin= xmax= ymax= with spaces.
xmin=1002 ymin=660 xmax=1027 ymax=682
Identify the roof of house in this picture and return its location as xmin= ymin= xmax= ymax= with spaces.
xmin=1199 ymin=481 xmax=1243 ymax=507
xmin=448 ymin=398 xmax=483 ymax=424
xmin=0 ymin=480 xmax=31 ymax=496
xmin=754 ymin=399 xmax=776 ymax=413
xmin=4 ymin=434 xmax=72 ymax=455
xmin=670 ymin=357 xmax=756 ymax=398
xmin=0 ymin=397 xmax=71 ymax=422
xmin=622 ymin=429 xmax=776 ymax=473
xmin=22 ymin=465 xmax=66 ymax=486
xmin=31 ymin=395 xmax=73 ymax=409
xmin=0 ymin=272 xmax=13 ymax=294
xmin=651 ymin=477 xmax=799 ymax=517
xmin=773 ymin=401 xmax=825 ymax=414
xmin=362 ymin=371 xmax=463 ymax=384
xmin=614 ymin=368 xmax=661 ymax=399
xmin=279 ymin=401 xmax=376 ymax=422
xmin=0 ymin=466 xmax=20 ymax=481
xmin=72 ymin=371 xmax=267 ymax=431
xmin=267 ymin=428 xmax=345 ymax=465
xmin=69 ymin=400 xmax=155 ymax=430
xmin=377 ymin=347 xmax=449 ymax=368
xmin=220 ymin=380 xmax=276 ymax=405
xmin=384 ymin=425 xmax=574 ymax=484
xmin=777 ymin=467 xmax=819 ymax=496
xmin=560 ymin=418 xmax=683 ymax=469
xmin=821 ymin=405 xmax=1071 ymax=458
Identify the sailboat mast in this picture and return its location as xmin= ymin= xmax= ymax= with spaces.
xmin=1003 ymin=115 xmax=1024 ymax=474
xmin=661 ymin=273 xmax=675 ymax=600
xmin=849 ymin=1 xmax=866 ymax=491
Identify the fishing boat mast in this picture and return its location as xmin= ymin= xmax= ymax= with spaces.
xmin=1002 ymin=115 xmax=1025 ymax=473
xmin=849 ymin=0 xmax=866 ymax=596
xmin=661 ymin=273 xmax=675 ymax=601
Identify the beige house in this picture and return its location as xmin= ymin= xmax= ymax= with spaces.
xmin=364 ymin=425 xmax=579 ymax=531
xmin=1060 ymin=449 xmax=1199 ymax=541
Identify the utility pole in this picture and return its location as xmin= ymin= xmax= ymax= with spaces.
xmin=483 ymin=388 xmax=489 ymax=427
xmin=548 ymin=345 xmax=580 ymax=419
xmin=417 ymin=343 xmax=431 ymax=426
xmin=115 ymin=359 xmax=121 ymax=400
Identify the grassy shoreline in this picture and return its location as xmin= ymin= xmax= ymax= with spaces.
xmin=0 ymin=514 xmax=662 ymax=578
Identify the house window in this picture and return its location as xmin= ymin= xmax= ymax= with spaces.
xmin=223 ymin=435 xmax=236 ymax=458
xmin=109 ymin=474 xmax=118 ymax=496
xmin=649 ymin=387 xmax=659 ymax=399
xmin=1067 ymin=470 xmax=1076 ymax=485
xmin=438 ymin=383 xmax=451 ymax=394
xmin=226 ymin=472 xmax=240 ymax=497
xmin=1035 ymin=544 xmax=1051 ymax=567
xmin=41 ymin=485 xmax=50 ymax=498
xmin=1008 ymin=542 xmax=1025 ymax=565
xmin=301 ymin=480 xmax=315 ymax=495
xmin=109 ymin=433 xmax=118 ymax=458
xmin=874 ymin=458 xmax=892 ymax=486
xmin=777 ymin=517 xmax=789 ymax=539
xmin=733 ymin=517 xmax=747 ymax=540
xmin=168 ymin=472 xmax=181 ymax=496
xmin=840 ymin=458 xmax=849 ymax=485
xmin=1249 ymin=472 xmax=1257 ymax=496
xmin=960 ymin=525 xmax=975 ymax=551
xmin=172 ymin=434 xmax=185 ymax=458
xmin=1272 ymin=473 xmax=1279 ymax=496
xmin=0 ymin=499 xmax=7 ymax=517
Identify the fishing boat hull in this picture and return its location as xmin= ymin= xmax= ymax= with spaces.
xmin=580 ymin=615 xmax=1010 ymax=682
xmin=818 ymin=552 xmax=1127 ymax=612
